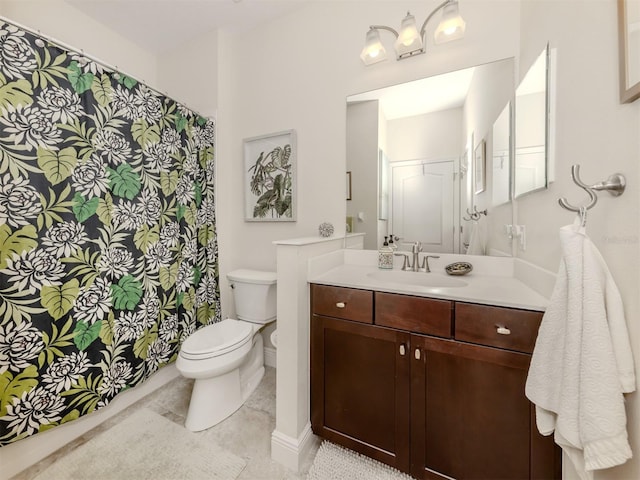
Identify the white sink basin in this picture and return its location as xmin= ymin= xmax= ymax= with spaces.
xmin=367 ymin=270 xmax=468 ymax=288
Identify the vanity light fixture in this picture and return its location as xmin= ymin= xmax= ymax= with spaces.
xmin=360 ymin=0 xmax=466 ymax=66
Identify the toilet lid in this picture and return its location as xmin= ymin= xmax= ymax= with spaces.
xmin=181 ymin=319 xmax=253 ymax=359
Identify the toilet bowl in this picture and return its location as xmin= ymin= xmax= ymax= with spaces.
xmin=176 ymin=269 xmax=277 ymax=432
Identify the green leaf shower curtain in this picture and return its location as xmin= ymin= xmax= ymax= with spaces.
xmin=0 ymin=21 xmax=220 ymax=445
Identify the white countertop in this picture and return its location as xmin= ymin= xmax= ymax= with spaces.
xmin=308 ymin=250 xmax=551 ymax=312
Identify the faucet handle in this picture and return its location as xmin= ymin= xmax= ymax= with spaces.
xmin=420 ymin=254 xmax=440 ymax=273
xmin=394 ymin=252 xmax=412 ymax=271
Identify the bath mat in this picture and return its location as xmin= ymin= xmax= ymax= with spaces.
xmin=33 ymin=408 xmax=246 ymax=480
xmin=307 ymin=440 xmax=413 ymax=480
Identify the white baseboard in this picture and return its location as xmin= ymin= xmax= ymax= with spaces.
xmin=264 ymin=346 xmax=276 ymax=368
xmin=0 ymin=364 xmax=179 ymax=480
xmin=271 ymin=423 xmax=319 ymax=472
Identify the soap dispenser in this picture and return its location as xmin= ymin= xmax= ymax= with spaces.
xmin=378 ymin=236 xmax=393 ymax=270
xmin=388 ymin=234 xmax=398 ymax=251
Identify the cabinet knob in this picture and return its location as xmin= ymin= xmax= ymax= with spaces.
xmin=335 ymin=302 xmax=346 ymax=308
xmin=414 ymin=348 xmax=421 ymax=360
xmin=399 ymin=344 xmax=406 ymax=356
xmin=496 ymin=326 xmax=511 ymax=335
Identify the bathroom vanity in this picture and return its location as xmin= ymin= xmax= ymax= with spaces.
xmin=309 ymin=255 xmax=561 ymax=480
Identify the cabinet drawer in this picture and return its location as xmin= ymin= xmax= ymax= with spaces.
xmin=455 ymin=303 xmax=543 ymax=354
xmin=311 ymin=284 xmax=373 ymax=324
xmin=375 ymin=292 xmax=453 ymax=338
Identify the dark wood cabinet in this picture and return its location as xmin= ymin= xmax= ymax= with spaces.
xmin=310 ymin=314 xmax=411 ymax=471
xmin=310 ymin=283 xmax=561 ymax=480
xmin=412 ymin=336 xmax=536 ymax=479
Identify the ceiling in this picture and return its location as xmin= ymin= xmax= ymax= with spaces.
xmin=66 ymin=0 xmax=316 ymax=54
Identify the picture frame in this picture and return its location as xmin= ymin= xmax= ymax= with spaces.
xmin=474 ymin=139 xmax=486 ymax=194
xmin=243 ymin=130 xmax=296 ymax=221
xmin=618 ymin=0 xmax=640 ymax=103
xmin=346 ymin=171 xmax=352 ymax=201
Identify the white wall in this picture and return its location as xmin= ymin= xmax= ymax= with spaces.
xmin=156 ymin=28 xmax=218 ymax=117
xmin=516 ymin=1 xmax=640 ymax=479
xmin=2 ymin=0 xmax=157 ymax=87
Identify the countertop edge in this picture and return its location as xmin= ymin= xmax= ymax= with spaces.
xmin=308 ymin=264 xmax=549 ymax=312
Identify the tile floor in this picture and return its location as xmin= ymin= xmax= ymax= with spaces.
xmin=13 ymin=367 xmax=319 ymax=480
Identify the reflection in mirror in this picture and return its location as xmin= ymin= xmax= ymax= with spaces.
xmin=492 ymin=102 xmax=511 ymax=207
xmin=514 ymin=46 xmax=549 ymax=197
xmin=346 ymin=58 xmax=515 ymax=256
xmin=378 ymin=150 xmax=389 ymax=220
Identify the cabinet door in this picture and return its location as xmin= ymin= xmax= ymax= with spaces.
xmin=411 ymin=335 xmax=533 ymax=480
xmin=311 ymin=315 xmax=411 ymax=472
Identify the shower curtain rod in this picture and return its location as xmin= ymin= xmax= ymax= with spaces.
xmin=0 ymin=15 xmax=211 ymax=119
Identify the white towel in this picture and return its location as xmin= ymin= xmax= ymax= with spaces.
xmin=525 ymin=218 xmax=636 ymax=479
xmin=466 ymin=216 xmax=487 ymax=255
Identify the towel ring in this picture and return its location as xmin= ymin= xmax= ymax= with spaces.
xmin=558 ymin=165 xmax=626 ymax=213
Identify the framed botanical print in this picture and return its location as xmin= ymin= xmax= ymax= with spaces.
xmin=243 ymin=130 xmax=296 ymax=221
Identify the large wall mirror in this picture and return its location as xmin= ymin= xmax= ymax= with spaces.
xmin=514 ymin=46 xmax=550 ymax=197
xmin=346 ymin=58 xmax=515 ymax=256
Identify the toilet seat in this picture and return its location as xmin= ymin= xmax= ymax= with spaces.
xmin=180 ymin=319 xmax=253 ymax=360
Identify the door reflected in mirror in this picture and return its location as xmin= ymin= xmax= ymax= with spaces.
xmin=346 ymin=58 xmax=515 ymax=256
xmin=514 ymin=46 xmax=549 ymax=197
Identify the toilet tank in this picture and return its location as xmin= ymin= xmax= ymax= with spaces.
xmin=227 ymin=269 xmax=277 ymax=324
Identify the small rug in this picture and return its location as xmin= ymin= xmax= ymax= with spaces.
xmin=33 ymin=408 xmax=246 ymax=480
xmin=307 ymin=441 xmax=413 ymax=480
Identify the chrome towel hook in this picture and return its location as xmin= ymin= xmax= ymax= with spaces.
xmin=463 ymin=206 xmax=488 ymax=221
xmin=558 ymin=165 xmax=626 ymax=213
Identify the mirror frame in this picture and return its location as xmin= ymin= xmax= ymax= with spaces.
xmin=618 ymin=0 xmax=640 ymax=103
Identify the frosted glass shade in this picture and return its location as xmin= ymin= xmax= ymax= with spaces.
xmin=360 ymin=28 xmax=387 ymax=65
xmin=394 ymin=12 xmax=423 ymax=57
xmin=434 ymin=1 xmax=466 ymax=44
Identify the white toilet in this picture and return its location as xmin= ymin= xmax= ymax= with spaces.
xmin=176 ymin=269 xmax=277 ymax=432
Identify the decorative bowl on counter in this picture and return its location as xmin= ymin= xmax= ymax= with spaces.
xmin=445 ymin=262 xmax=473 ymax=276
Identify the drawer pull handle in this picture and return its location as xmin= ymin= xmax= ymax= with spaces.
xmin=335 ymin=302 xmax=346 ymax=308
xmin=496 ymin=326 xmax=511 ymax=335
xmin=399 ymin=344 xmax=406 ymax=356
xmin=415 ymin=348 xmax=421 ymax=360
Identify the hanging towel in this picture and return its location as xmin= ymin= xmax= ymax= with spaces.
xmin=525 ymin=218 xmax=636 ymax=479
xmin=466 ymin=215 xmax=487 ymax=255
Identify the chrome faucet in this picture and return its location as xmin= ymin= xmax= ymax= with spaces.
xmin=411 ymin=242 xmax=422 ymax=272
